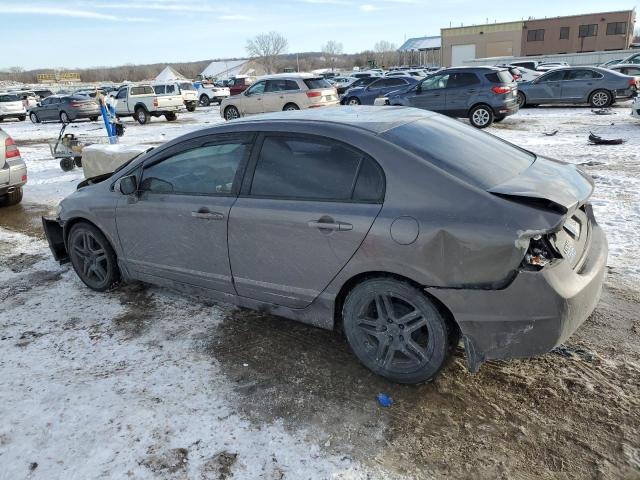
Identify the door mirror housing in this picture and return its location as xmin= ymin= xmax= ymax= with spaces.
xmin=118 ymin=175 xmax=138 ymax=195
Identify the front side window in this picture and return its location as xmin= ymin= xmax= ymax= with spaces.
xmin=607 ymin=22 xmax=627 ymax=35
xmin=527 ymin=29 xmax=545 ymax=42
xmin=560 ymin=27 xmax=570 ymax=39
xmin=141 ymin=141 xmax=250 ymax=196
xmin=250 ymin=136 xmax=383 ymax=202
xmin=368 ymin=79 xmax=388 ymax=90
xmin=420 ymin=74 xmax=449 ymax=90
xmin=245 ymin=81 xmax=266 ymax=95
xmin=116 ymin=89 xmax=127 ymax=99
xmin=579 ymin=24 xmax=598 ymax=37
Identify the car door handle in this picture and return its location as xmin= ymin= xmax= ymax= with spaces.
xmin=192 ymin=209 xmax=224 ymax=220
xmin=308 ymin=220 xmax=353 ymax=231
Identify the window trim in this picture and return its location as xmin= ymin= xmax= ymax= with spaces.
xmin=527 ymin=29 xmax=545 ymax=42
xmin=559 ymin=26 xmax=570 ymax=40
xmin=240 ymin=132 xmax=386 ymax=204
xmin=137 ymin=132 xmax=255 ymax=198
xmin=578 ymin=24 xmax=598 ymax=38
xmin=606 ymin=22 xmax=627 ymax=35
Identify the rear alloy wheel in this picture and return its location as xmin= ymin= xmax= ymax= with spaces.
xmin=469 ymin=105 xmax=494 ymax=129
xmin=224 ymin=106 xmax=240 ymax=121
xmin=68 ymin=223 xmax=120 ymax=292
xmin=283 ymin=103 xmax=299 ymax=111
xmin=347 ymin=97 xmax=360 ymax=106
xmin=30 ymin=112 xmax=40 ymax=123
xmin=60 ymin=111 xmax=71 ymax=124
xmin=199 ymin=95 xmax=211 ymax=107
xmin=517 ymin=91 xmax=526 ymax=108
xmin=135 ymin=107 xmax=150 ymax=125
xmin=342 ymin=278 xmax=452 ymax=384
xmin=589 ymin=89 xmax=612 ymax=108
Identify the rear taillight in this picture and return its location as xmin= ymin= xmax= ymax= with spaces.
xmin=70 ymin=102 xmax=83 ymax=108
xmin=629 ymin=78 xmax=637 ymax=87
xmin=5 ymin=137 xmax=20 ymax=159
xmin=491 ymin=86 xmax=511 ymax=95
xmin=306 ymin=91 xmax=322 ymax=98
xmin=153 ymin=98 xmax=159 ymax=107
xmin=22 ymin=174 xmax=27 ymax=182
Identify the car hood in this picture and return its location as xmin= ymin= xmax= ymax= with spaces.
xmin=488 ymin=156 xmax=594 ymax=214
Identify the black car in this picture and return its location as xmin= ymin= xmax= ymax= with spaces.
xmin=337 ymin=77 xmax=377 ymax=95
xmin=384 ymin=67 xmax=519 ymax=128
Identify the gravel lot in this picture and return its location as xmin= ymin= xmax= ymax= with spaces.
xmin=0 ymin=105 xmax=638 ymax=479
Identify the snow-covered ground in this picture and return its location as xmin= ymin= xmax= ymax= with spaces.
xmin=1 ymin=104 xmax=639 ymax=479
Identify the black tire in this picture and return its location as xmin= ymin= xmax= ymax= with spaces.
xmin=589 ymin=89 xmax=612 ymax=108
xmin=135 ymin=107 xmax=150 ymax=125
xmin=469 ymin=104 xmax=494 ymax=129
xmin=114 ymin=123 xmax=125 ymax=137
xmin=74 ymin=157 xmax=83 ymax=168
xmin=68 ymin=222 xmax=120 ymax=292
xmin=18 ymin=115 xmax=26 ymax=122
xmin=3 ymin=187 xmax=23 ymax=206
xmin=60 ymin=157 xmax=75 ymax=171
xmin=199 ymin=94 xmax=211 ymax=107
xmin=186 ymin=103 xmax=196 ymax=112
xmin=30 ymin=112 xmax=40 ymax=124
xmin=224 ymin=105 xmax=240 ymax=121
xmin=346 ymin=96 xmax=360 ymax=106
xmin=165 ymin=112 xmax=178 ymax=121
xmin=517 ymin=91 xmax=526 ymax=108
xmin=60 ymin=111 xmax=72 ymax=124
xmin=89 ymin=116 xmax=99 ymax=122
xmin=342 ymin=278 xmax=452 ymax=384
xmin=283 ymin=103 xmax=300 ymax=111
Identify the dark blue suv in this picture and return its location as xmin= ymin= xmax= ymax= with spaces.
xmin=383 ymin=67 xmax=518 ymax=128
xmin=340 ymin=76 xmax=419 ymax=106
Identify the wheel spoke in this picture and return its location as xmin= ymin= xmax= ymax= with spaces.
xmin=374 ymin=295 xmax=388 ymax=322
xmin=382 ymin=343 xmax=395 ymax=367
xmin=397 ymin=309 xmax=421 ymax=325
xmin=405 ymin=339 xmax=427 ymax=363
xmin=356 ymin=317 xmax=379 ymax=333
xmin=93 ymin=263 xmax=107 ymax=282
xmin=375 ymin=336 xmax=391 ymax=363
xmin=405 ymin=317 xmax=428 ymax=333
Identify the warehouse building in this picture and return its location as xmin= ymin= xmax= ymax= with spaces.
xmin=441 ymin=9 xmax=636 ymax=67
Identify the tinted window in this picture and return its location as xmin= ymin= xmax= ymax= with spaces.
xmin=538 ymin=70 xmax=566 ymax=82
xmin=560 ymin=26 xmax=570 ymax=39
xmin=116 ymin=89 xmax=127 ymax=99
xmin=245 ymin=81 xmax=266 ymax=95
xmin=567 ymin=69 xmax=602 ymax=80
xmin=265 ymin=79 xmax=300 ymax=92
xmin=141 ymin=141 xmax=249 ymax=195
xmin=179 ymin=82 xmax=196 ymax=91
xmin=131 ymin=86 xmax=154 ymax=95
xmin=368 ymin=79 xmax=389 ymax=89
xmin=386 ymin=78 xmax=409 ymax=87
xmin=382 ymin=116 xmax=534 ymax=190
xmin=353 ymin=157 xmax=384 ymax=202
xmin=303 ymin=78 xmax=332 ymax=89
xmin=251 ymin=136 xmax=367 ymax=201
xmin=420 ymin=74 xmax=449 ymax=90
xmin=166 ymin=84 xmax=175 ymax=94
xmin=153 ymin=85 xmax=165 ymax=94
xmin=448 ymin=72 xmax=480 ymax=88
xmin=485 ymin=71 xmax=514 ymax=83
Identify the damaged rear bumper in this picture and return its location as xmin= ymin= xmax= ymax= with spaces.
xmin=42 ymin=216 xmax=69 ymax=263
xmin=428 ymin=221 xmax=608 ymax=372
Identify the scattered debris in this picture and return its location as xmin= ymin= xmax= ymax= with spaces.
xmin=201 ymin=451 xmax=238 ymax=480
xmin=591 ymin=108 xmax=616 ymax=115
xmin=377 ymin=393 xmax=393 ymax=408
xmin=543 ymin=130 xmax=559 ymax=136
xmin=552 ymin=345 xmax=595 ymax=363
xmin=589 ymin=132 xmax=625 ymax=145
xmin=29 ymin=462 xmax=38 ymax=471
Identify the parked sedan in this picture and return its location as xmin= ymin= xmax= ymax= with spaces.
xmin=220 ymin=73 xmax=339 ymax=120
xmin=28 ymin=95 xmax=101 ymax=123
xmin=43 ymin=107 xmax=607 ymax=383
xmin=517 ymin=67 xmax=637 ymax=108
xmin=607 ymin=63 xmax=640 ymax=78
xmin=341 ymin=76 xmax=419 ymax=106
xmin=382 ymin=67 xmax=519 ymax=128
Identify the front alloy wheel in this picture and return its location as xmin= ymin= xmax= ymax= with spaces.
xmin=224 ymin=106 xmax=240 ymax=120
xmin=68 ymin=223 xmax=120 ymax=291
xmin=342 ymin=278 xmax=452 ymax=383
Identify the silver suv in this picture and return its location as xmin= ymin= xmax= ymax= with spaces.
xmin=0 ymin=127 xmax=27 ymax=206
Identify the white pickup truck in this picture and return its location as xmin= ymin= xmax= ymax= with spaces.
xmin=112 ymin=84 xmax=183 ymax=124
xmin=197 ymin=83 xmax=230 ymax=106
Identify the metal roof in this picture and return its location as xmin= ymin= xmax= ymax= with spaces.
xmin=398 ymin=36 xmax=441 ymax=52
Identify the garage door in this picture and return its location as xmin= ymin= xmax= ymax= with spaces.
xmin=451 ymin=44 xmax=476 ymax=67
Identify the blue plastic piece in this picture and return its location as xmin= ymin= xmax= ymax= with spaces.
xmin=377 ymin=393 xmax=393 ymax=408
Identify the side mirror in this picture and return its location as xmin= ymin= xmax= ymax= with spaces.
xmin=118 ymin=175 xmax=138 ymax=195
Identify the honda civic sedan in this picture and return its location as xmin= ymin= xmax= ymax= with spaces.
xmin=43 ymin=107 xmax=607 ymax=383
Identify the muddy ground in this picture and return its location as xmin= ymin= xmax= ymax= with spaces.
xmin=1 ymin=107 xmax=639 ymax=479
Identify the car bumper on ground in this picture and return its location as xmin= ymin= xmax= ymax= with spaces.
xmin=429 ymin=209 xmax=607 ymax=372
xmin=42 ymin=217 xmax=69 ymax=263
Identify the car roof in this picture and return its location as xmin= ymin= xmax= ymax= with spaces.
xmin=442 ymin=66 xmax=506 ymax=72
xmin=229 ymin=106 xmax=437 ymax=135
xmin=609 ymin=63 xmax=640 ymax=68
xmin=258 ymin=72 xmax=319 ymax=80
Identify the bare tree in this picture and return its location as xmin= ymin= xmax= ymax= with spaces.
xmin=322 ymin=40 xmax=343 ymax=71
xmin=374 ymin=40 xmax=397 ymax=68
xmin=246 ymin=31 xmax=288 ymax=74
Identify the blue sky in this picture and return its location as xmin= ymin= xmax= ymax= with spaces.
xmin=1 ymin=0 xmax=637 ymax=69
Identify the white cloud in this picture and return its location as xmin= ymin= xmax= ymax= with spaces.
xmin=360 ymin=4 xmax=381 ymax=11
xmin=2 ymin=4 xmax=151 ymax=22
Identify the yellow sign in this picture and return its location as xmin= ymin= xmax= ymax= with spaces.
xmin=37 ymin=73 xmax=56 ymax=83
xmin=60 ymin=72 xmax=81 ymax=82
xmin=36 ymin=72 xmax=81 ymax=83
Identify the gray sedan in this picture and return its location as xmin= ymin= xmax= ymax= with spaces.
xmin=43 ymin=107 xmax=607 ymax=383
xmin=28 ymin=94 xmax=101 ymax=123
xmin=517 ymin=66 xmax=637 ymax=108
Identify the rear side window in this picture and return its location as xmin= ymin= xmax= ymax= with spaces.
xmin=386 ymin=78 xmax=409 ymax=87
xmin=0 ymin=94 xmax=20 ymax=102
xmin=265 ymin=79 xmax=301 ymax=92
xmin=141 ymin=141 xmax=250 ymax=196
xmin=382 ymin=117 xmax=534 ymax=189
xmin=448 ymin=72 xmax=480 ymax=88
xmin=153 ymin=85 xmax=165 ymax=94
xmin=566 ymin=69 xmax=602 ymax=80
xmin=179 ymin=82 xmax=195 ymax=91
xmin=131 ymin=86 xmax=154 ymax=95
xmin=303 ymin=78 xmax=332 ymax=90
xmin=250 ymin=136 xmax=383 ymax=202
xmin=485 ymin=71 xmax=513 ymax=83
